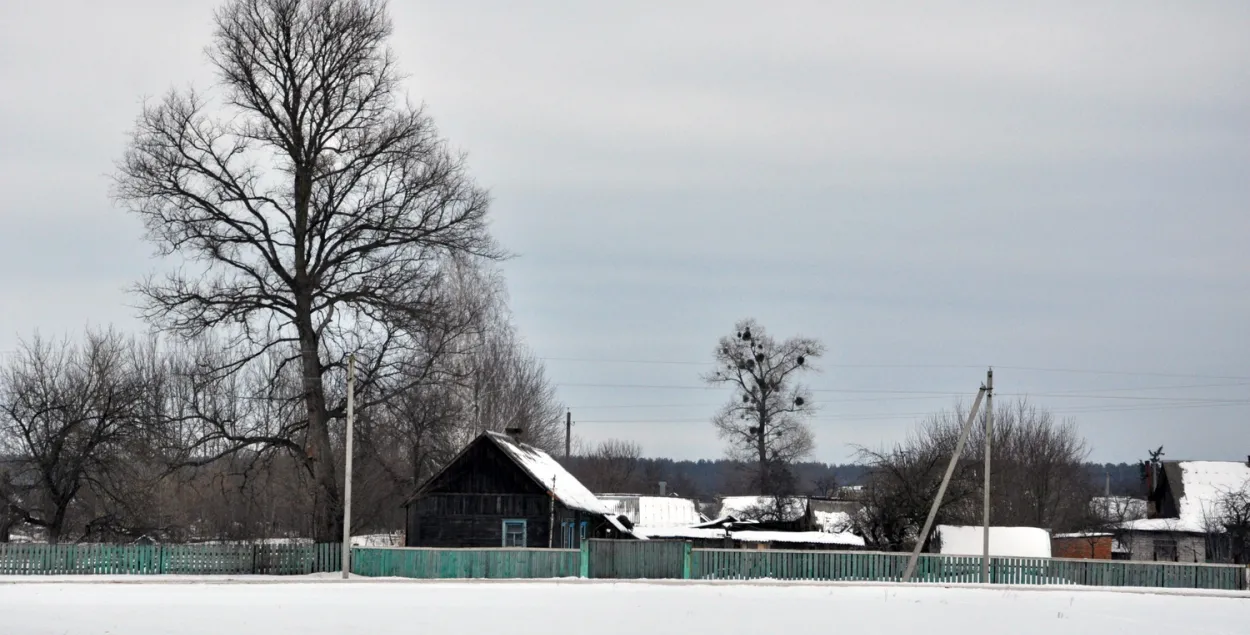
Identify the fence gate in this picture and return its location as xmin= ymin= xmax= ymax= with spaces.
xmin=586 ymin=539 xmax=689 ymax=579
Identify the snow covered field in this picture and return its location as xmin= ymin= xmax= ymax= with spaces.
xmin=2 ymin=579 xmax=1247 ymax=634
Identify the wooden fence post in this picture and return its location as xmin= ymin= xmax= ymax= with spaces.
xmin=682 ymin=543 xmax=692 ymax=580
xmin=579 ymin=541 xmax=590 ymax=578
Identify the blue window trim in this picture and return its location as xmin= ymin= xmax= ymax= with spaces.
xmin=502 ymin=519 xmax=527 ymax=547
xmin=579 ymin=521 xmax=588 ymax=542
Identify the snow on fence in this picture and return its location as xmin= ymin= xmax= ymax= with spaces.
xmin=0 ymin=542 xmax=341 ymax=576
xmin=346 ymin=543 xmax=1247 ymax=590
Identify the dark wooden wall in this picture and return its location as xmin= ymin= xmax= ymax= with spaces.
xmin=405 ymin=437 xmax=616 ymax=548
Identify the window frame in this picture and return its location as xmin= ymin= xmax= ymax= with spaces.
xmin=1153 ymin=537 xmax=1178 ymax=562
xmin=502 ymin=519 xmax=527 ymax=548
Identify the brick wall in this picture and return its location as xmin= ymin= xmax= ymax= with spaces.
xmin=1053 ymin=536 xmax=1112 ymax=559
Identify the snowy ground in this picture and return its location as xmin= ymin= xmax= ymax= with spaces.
xmin=1 ymin=578 xmax=1247 ymax=634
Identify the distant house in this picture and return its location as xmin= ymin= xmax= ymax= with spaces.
xmin=934 ymin=525 xmax=1052 ymax=559
xmin=634 ymin=495 xmax=864 ymax=550
xmin=404 ymin=431 xmax=632 ymax=548
xmin=1119 ymin=460 xmax=1250 ymax=563
xmin=598 ymin=495 xmax=706 ymax=530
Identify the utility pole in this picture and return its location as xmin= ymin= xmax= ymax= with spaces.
xmin=565 ymin=410 xmax=572 ymax=459
xmin=902 ymin=383 xmax=987 ymax=583
xmin=341 ymin=353 xmax=355 ymax=580
xmin=981 ymin=367 xmax=993 ymax=584
xmin=548 ymin=475 xmax=556 ymax=548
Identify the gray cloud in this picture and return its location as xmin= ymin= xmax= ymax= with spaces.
xmin=2 ymin=0 xmax=1247 ymax=464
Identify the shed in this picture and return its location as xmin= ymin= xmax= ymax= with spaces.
xmin=935 ymin=525 xmax=1052 ymax=558
xmin=404 ymin=431 xmax=632 ymax=548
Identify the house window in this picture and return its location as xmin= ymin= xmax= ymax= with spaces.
xmin=502 ymin=520 xmax=527 ymax=547
xmin=579 ymin=521 xmax=588 ymax=543
xmin=561 ymin=521 xmax=574 ymax=548
xmin=1154 ymin=537 xmax=1178 ymax=562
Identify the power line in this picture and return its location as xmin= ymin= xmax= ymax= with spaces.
xmin=572 ymin=399 xmax=1250 ymax=424
xmin=542 ymin=356 xmax=1250 ymax=381
xmin=557 ymin=382 xmax=969 ymax=395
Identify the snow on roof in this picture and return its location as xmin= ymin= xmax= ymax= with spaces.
xmin=350 ymin=533 xmax=403 ymax=547
xmin=598 ymin=496 xmax=704 ymax=528
xmin=1052 ymin=532 xmax=1113 ymax=539
xmin=632 ymin=526 xmax=730 ymax=540
xmin=1122 ymin=461 xmax=1250 ymax=534
xmin=485 ymin=432 xmax=610 ymax=516
xmin=936 ymin=526 xmax=1052 ymax=559
xmin=813 ymin=510 xmax=853 ymax=533
xmin=630 ymin=526 xmax=864 ymax=547
xmin=719 ymin=496 xmax=807 ymax=521
xmin=733 ymin=530 xmax=865 ymax=547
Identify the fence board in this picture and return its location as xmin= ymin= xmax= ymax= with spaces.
xmin=350 ymin=547 xmax=579 ymax=579
xmin=0 ymin=543 xmax=340 ymax=576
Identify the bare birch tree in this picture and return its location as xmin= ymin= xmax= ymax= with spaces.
xmin=113 ymin=0 xmax=498 ymax=540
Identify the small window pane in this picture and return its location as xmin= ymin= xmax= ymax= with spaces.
xmin=503 ymin=520 xmax=527 ymax=547
xmin=1154 ymin=538 xmax=1178 ymax=562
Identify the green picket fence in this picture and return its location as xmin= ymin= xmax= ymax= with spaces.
xmin=351 ymin=547 xmax=580 ymax=579
xmin=689 ymin=548 xmax=1246 ymax=590
xmin=585 ymin=539 xmax=690 ymax=579
xmin=0 ymin=542 xmax=341 ymax=576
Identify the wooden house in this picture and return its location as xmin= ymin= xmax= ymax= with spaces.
xmin=404 ymin=430 xmax=633 ymax=548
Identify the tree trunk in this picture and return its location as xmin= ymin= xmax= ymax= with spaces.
xmin=757 ymin=393 xmax=769 ymax=495
xmin=298 ymin=319 xmax=340 ymax=543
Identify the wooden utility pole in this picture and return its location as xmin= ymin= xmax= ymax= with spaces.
xmin=981 ymin=367 xmax=993 ymax=584
xmin=565 ymin=410 xmax=572 ymax=459
xmin=548 ymin=476 xmax=556 ymax=548
xmin=341 ymin=354 xmax=355 ymax=579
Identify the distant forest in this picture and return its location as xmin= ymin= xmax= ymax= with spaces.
xmin=579 ymin=457 xmax=1146 ymax=502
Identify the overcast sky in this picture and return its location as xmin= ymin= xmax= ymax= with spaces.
xmin=2 ymin=1 xmax=1248 ymax=464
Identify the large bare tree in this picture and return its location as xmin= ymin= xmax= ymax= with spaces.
xmin=704 ymin=319 xmax=823 ymax=500
xmin=113 ymin=0 xmax=498 ymax=541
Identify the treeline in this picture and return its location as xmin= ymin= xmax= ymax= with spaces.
xmin=564 ymin=453 xmax=1142 ymax=503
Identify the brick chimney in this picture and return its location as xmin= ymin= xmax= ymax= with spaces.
xmin=504 ymin=427 xmax=523 ymax=442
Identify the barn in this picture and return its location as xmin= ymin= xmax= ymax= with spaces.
xmin=404 ymin=430 xmax=633 ymax=548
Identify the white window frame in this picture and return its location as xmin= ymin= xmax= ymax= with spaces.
xmin=502 ymin=519 xmax=527 ymax=547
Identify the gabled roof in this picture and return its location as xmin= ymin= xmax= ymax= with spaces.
xmin=1123 ymin=460 xmax=1250 ymax=533
xmin=483 ymin=431 xmax=611 ymax=516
